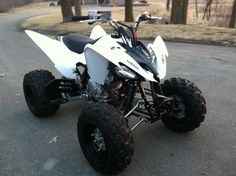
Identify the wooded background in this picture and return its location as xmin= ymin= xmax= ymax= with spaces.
xmin=0 ymin=0 xmax=49 ymax=12
xmin=0 ymin=0 xmax=235 ymax=28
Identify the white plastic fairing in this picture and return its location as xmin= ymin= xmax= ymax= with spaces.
xmin=90 ymin=25 xmax=107 ymax=40
xmin=85 ymin=48 xmax=109 ymax=85
xmin=25 ymin=30 xmax=85 ymax=79
xmin=147 ymin=36 xmax=168 ymax=80
xmin=85 ymin=36 xmax=157 ymax=84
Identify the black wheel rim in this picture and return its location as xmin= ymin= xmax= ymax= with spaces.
xmin=83 ymin=123 xmax=107 ymax=162
xmin=171 ymin=95 xmax=186 ymax=119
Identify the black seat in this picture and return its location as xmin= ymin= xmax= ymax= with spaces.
xmin=62 ymin=34 xmax=97 ymax=54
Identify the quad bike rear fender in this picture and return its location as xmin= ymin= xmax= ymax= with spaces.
xmin=25 ymin=30 xmax=86 ymax=79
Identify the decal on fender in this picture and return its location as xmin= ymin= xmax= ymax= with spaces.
xmin=126 ymin=60 xmax=139 ymax=70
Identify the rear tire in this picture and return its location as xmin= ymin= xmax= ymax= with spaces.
xmin=78 ymin=103 xmax=134 ymax=174
xmin=161 ymin=78 xmax=206 ymax=132
xmin=23 ymin=70 xmax=60 ymax=117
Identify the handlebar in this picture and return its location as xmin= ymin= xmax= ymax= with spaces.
xmin=97 ymin=10 xmax=106 ymax=14
xmin=150 ymin=16 xmax=162 ymax=20
xmin=71 ymin=11 xmax=162 ymax=45
xmin=134 ymin=12 xmax=162 ymax=31
xmin=72 ymin=11 xmax=161 ymax=27
xmin=71 ymin=16 xmax=90 ymax=21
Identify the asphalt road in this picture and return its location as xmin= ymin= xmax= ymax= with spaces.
xmin=0 ymin=12 xmax=236 ymax=176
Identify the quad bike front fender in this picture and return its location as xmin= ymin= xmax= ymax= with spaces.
xmin=84 ymin=36 xmax=157 ymax=85
xmin=147 ymin=36 xmax=168 ymax=80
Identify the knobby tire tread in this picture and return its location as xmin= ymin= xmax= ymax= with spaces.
xmin=78 ymin=103 xmax=134 ymax=174
xmin=23 ymin=70 xmax=60 ymax=117
xmin=161 ymin=77 xmax=206 ymax=132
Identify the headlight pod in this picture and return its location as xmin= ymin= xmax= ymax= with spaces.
xmin=115 ymin=65 xmax=137 ymax=79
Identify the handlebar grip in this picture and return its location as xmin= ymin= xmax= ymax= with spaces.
xmin=71 ymin=16 xmax=90 ymax=21
xmin=150 ymin=16 xmax=162 ymax=20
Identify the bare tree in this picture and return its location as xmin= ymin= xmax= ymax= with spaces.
xmin=0 ymin=0 xmax=34 ymax=13
xmin=202 ymin=0 xmax=213 ymax=20
xmin=0 ymin=0 xmax=10 ymax=12
xmin=170 ymin=0 xmax=189 ymax=24
xmin=74 ymin=0 xmax=82 ymax=16
xmin=215 ymin=0 xmax=219 ymax=10
xmin=166 ymin=0 xmax=171 ymax=11
xmin=229 ymin=0 xmax=236 ymax=28
xmin=60 ymin=0 xmax=73 ymax=22
xmin=125 ymin=0 xmax=134 ymax=22
xmin=195 ymin=0 xmax=198 ymax=18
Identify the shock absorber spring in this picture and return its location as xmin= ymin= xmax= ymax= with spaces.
xmin=124 ymin=81 xmax=136 ymax=114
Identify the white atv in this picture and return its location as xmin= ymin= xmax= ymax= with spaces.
xmin=23 ymin=11 xmax=206 ymax=174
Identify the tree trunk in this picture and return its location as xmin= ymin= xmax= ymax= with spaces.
xmin=125 ymin=0 xmax=134 ymax=22
xmin=195 ymin=0 xmax=198 ymax=18
xmin=215 ymin=0 xmax=219 ymax=10
xmin=60 ymin=0 xmax=73 ymax=22
xmin=170 ymin=0 xmax=189 ymax=24
xmin=229 ymin=0 xmax=236 ymax=28
xmin=74 ymin=0 xmax=82 ymax=16
xmin=202 ymin=0 xmax=213 ymax=20
xmin=166 ymin=0 xmax=171 ymax=11
xmin=183 ymin=0 xmax=188 ymax=23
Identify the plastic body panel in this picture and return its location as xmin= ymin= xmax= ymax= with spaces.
xmin=25 ymin=30 xmax=85 ymax=79
xmin=85 ymin=35 xmax=156 ymax=85
xmin=147 ymin=36 xmax=168 ymax=80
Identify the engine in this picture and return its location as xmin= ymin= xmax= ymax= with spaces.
xmin=87 ymin=72 xmax=123 ymax=101
xmin=87 ymin=79 xmax=108 ymax=100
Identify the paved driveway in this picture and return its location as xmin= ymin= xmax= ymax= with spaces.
xmin=0 ymin=12 xmax=236 ymax=176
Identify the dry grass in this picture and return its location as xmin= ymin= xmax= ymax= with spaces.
xmin=18 ymin=1 xmax=236 ymax=46
xmin=138 ymin=24 xmax=236 ymax=46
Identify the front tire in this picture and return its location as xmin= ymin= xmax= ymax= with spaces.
xmin=23 ymin=70 xmax=60 ymax=117
xmin=161 ymin=78 xmax=206 ymax=132
xmin=78 ymin=103 xmax=134 ymax=174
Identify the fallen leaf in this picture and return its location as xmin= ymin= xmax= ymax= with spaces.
xmin=222 ymin=41 xmax=230 ymax=45
xmin=49 ymin=136 xmax=58 ymax=144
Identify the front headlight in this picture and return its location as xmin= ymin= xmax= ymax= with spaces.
xmin=115 ymin=65 xmax=137 ymax=79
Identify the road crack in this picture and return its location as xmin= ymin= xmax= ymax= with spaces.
xmin=208 ymin=57 xmax=226 ymax=64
